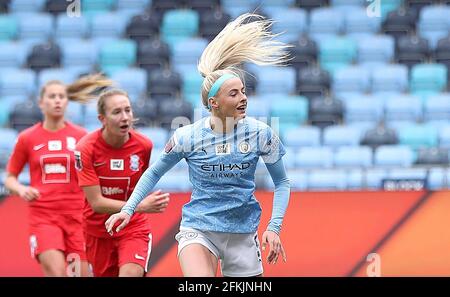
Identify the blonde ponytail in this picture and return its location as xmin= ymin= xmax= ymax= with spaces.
xmin=66 ymin=73 xmax=114 ymax=103
xmin=197 ymin=13 xmax=291 ymax=109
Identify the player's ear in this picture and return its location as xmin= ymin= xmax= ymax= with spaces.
xmin=209 ymin=97 xmax=219 ymax=110
xmin=98 ymin=114 xmax=106 ymax=126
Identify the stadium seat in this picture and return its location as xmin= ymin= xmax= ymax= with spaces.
xmin=125 ymin=12 xmax=160 ymax=44
xmin=382 ymin=7 xmax=417 ymax=39
xmin=295 ymin=0 xmax=328 ymax=11
xmin=157 ymin=98 xmax=193 ymax=130
xmin=0 ymin=128 xmax=17 ymax=163
xmin=186 ymin=0 xmax=220 ymax=16
xmin=55 ymin=15 xmax=89 ymax=41
xmin=434 ymin=35 xmax=450 ymax=76
xmin=0 ymin=41 xmax=27 ymax=68
xmin=154 ymin=170 xmax=192 ymax=192
xmin=10 ymin=0 xmax=45 ymax=12
xmin=406 ymin=0 xmax=435 ymax=14
xmin=374 ymin=145 xmax=415 ymax=167
xmin=45 ymin=0 xmax=70 ymax=15
xmin=332 ymin=66 xmax=370 ymax=97
xmin=81 ymin=0 xmax=115 ymax=15
xmin=0 ymin=98 xmax=22 ymax=127
xmin=410 ymin=63 xmax=448 ymax=97
xmin=27 ymin=42 xmax=61 ymax=72
xmin=398 ymin=123 xmax=438 ymax=149
xmin=221 ymin=0 xmax=257 ymax=18
xmin=361 ymin=124 xmax=399 ymax=149
xmin=415 ymin=147 xmax=448 ymax=165
xmin=428 ymin=168 xmax=450 ymax=190
xmin=345 ymin=7 xmax=381 ymax=40
xmin=0 ymin=68 xmax=36 ymax=98
xmin=172 ymin=37 xmax=208 ymax=74
xmin=365 ymin=168 xmax=389 ymax=189
xmin=147 ymin=68 xmax=182 ymax=99
xmin=99 ymin=39 xmax=137 ymax=75
xmin=424 ymin=93 xmax=450 ymax=121
xmin=334 ymin=146 xmax=372 ymax=168
xmin=289 ymin=36 xmax=318 ymax=71
xmin=418 ymin=5 xmax=450 ymax=49
xmin=0 ymin=0 xmax=9 ymax=12
xmin=132 ymin=99 xmax=159 ymax=128
xmin=283 ymin=126 xmax=321 ymax=148
xmin=323 ymin=125 xmax=361 ymax=147
xmin=60 ymin=39 xmax=98 ymax=72
xmin=91 ymin=12 xmax=130 ymax=39
xmin=270 ymin=8 xmax=307 ymax=43
xmin=17 ymin=13 xmax=53 ymax=42
xmin=137 ymin=127 xmax=169 ymax=148
xmin=279 ymin=170 xmax=307 ymax=190
xmin=318 ymin=36 xmax=357 ymax=75
xmin=296 ymin=147 xmax=333 ymax=168
xmin=297 ymin=66 xmax=330 ymax=99
xmin=309 ymin=97 xmax=344 ymax=129
xmin=181 ymin=69 xmax=203 ymax=107
xmin=37 ymin=68 xmax=77 ymax=88
xmin=65 ymin=101 xmax=84 ymax=125
xmin=151 ymin=0 xmax=180 ymax=14
xmin=309 ymin=7 xmax=344 ymax=43
xmin=198 ymin=8 xmax=231 ymax=41
xmin=357 ymin=35 xmax=395 ymax=68
xmin=0 ymin=15 xmax=18 ymax=40
xmin=343 ymin=94 xmax=384 ymax=124
xmin=439 ymin=125 xmax=450 ymax=148
xmin=117 ymin=0 xmax=151 ymax=14
xmin=385 ymin=94 xmax=422 ymax=123
xmin=371 ymin=64 xmax=408 ymax=94
xmin=137 ymin=37 xmax=170 ymax=75
xmin=395 ymin=34 xmax=430 ymax=69
xmin=9 ymin=100 xmax=43 ymax=132
xmin=307 ymin=169 xmax=347 ymax=190
xmin=160 ymin=9 xmax=199 ymax=49
xmin=111 ymin=67 xmax=147 ymax=102
xmin=255 ymin=67 xmax=296 ymax=95
xmin=269 ymin=96 xmax=308 ymax=128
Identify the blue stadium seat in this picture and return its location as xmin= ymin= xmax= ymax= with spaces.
xmin=161 ymin=9 xmax=199 ymax=49
xmin=246 ymin=98 xmax=270 ymax=119
xmin=60 ymin=39 xmax=98 ymax=73
xmin=418 ymin=5 xmax=450 ymax=49
xmin=281 ymin=147 xmax=298 ymax=170
xmin=384 ymin=94 xmax=422 ymax=123
xmin=83 ymin=102 xmax=99 ymax=127
xmin=438 ymin=125 xmax=450 ymax=148
xmin=365 ymin=168 xmax=388 ymax=189
xmin=136 ymin=127 xmax=169 ymax=148
xmin=55 ymin=15 xmax=89 ymax=41
xmin=318 ymin=36 xmax=357 ymax=75
xmin=0 ymin=69 xmax=36 ymax=98
xmin=387 ymin=168 xmax=427 ymax=181
xmin=81 ymin=0 xmax=115 ymax=16
xmin=398 ymin=123 xmax=438 ymax=149
xmin=99 ymin=39 xmax=137 ymax=75
xmin=17 ymin=13 xmax=53 ymax=42
xmin=323 ymin=125 xmax=361 ymax=147
xmin=172 ymin=37 xmax=208 ymax=75
xmin=343 ymin=94 xmax=384 ymax=124
xmin=283 ymin=126 xmax=321 ymax=148
xmin=66 ymin=101 xmax=84 ymax=125
xmin=346 ymin=169 xmax=363 ymax=189
xmin=424 ymin=93 xmax=450 ymax=121
xmin=269 ymin=95 xmax=308 ymax=127
xmin=344 ymin=7 xmax=381 ymax=40
xmin=91 ymin=12 xmax=131 ymax=39
xmin=10 ymin=0 xmax=45 ymax=12
xmin=296 ymin=147 xmax=333 ymax=168
xmin=280 ymin=170 xmax=307 ymax=190
xmin=307 ymin=169 xmax=347 ymax=190
xmin=38 ymin=69 xmax=78 ymax=88
xmin=332 ymin=66 xmax=370 ymax=97
xmin=410 ymin=63 xmax=448 ymax=98
xmin=0 ymin=41 xmax=27 ymax=68
xmin=154 ymin=170 xmax=192 ymax=192
xmin=221 ymin=0 xmax=258 ymax=18
xmin=180 ymin=69 xmax=203 ymax=107
xmin=371 ymin=64 xmax=408 ymax=94
xmin=357 ymin=35 xmax=395 ymax=68
xmin=270 ymin=8 xmax=307 ymax=43
xmin=334 ymin=146 xmax=372 ymax=167
xmin=111 ymin=67 xmax=147 ymax=102
xmin=117 ymin=0 xmax=151 ymax=14
xmin=374 ymin=145 xmax=415 ymax=167
xmin=255 ymin=66 xmax=296 ymax=94
xmin=0 ymin=15 xmax=18 ymax=40
xmin=309 ymin=7 xmax=344 ymax=43
xmin=428 ymin=168 xmax=450 ymax=190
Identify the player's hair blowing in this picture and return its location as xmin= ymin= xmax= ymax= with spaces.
xmin=40 ymin=74 xmax=113 ymax=103
xmin=197 ymin=13 xmax=291 ymax=109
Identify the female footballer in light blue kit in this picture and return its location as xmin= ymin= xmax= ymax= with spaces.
xmin=106 ymin=13 xmax=291 ymax=277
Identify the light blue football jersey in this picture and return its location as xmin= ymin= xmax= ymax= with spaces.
xmin=123 ymin=116 xmax=286 ymax=233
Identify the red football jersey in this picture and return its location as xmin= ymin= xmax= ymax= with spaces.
xmin=6 ymin=122 xmax=87 ymax=213
xmin=75 ymin=129 xmax=153 ymax=238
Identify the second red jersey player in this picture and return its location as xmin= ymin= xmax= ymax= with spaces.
xmin=75 ymin=89 xmax=169 ymax=277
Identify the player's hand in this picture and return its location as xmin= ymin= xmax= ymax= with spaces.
xmin=18 ymin=185 xmax=40 ymax=201
xmin=136 ymin=190 xmax=170 ymax=213
xmin=105 ymin=211 xmax=131 ymax=235
xmin=262 ymin=230 xmax=287 ymax=264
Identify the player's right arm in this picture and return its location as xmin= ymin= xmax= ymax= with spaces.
xmin=105 ymin=132 xmax=185 ymax=234
xmin=4 ymin=133 xmax=40 ymax=201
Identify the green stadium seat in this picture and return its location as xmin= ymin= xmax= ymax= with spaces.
xmin=398 ymin=123 xmax=438 ymax=149
xmin=99 ymin=39 xmax=137 ymax=75
xmin=161 ymin=9 xmax=199 ymax=49
xmin=0 ymin=15 xmax=18 ymax=40
xmin=318 ymin=36 xmax=357 ymax=75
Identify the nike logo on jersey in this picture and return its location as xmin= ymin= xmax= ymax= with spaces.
xmin=33 ymin=144 xmax=45 ymax=151
xmin=93 ymin=162 xmax=106 ymax=167
xmin=134 ymin=254 xmax=145 ymax=260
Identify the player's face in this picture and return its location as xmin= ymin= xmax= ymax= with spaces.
xmin=100 ymin=94 xmax=133 ymax=138
xmin=39 ymin=83 xmax=68 ymax=118
xmin=213 ymin=77 xmax=247 ymax=121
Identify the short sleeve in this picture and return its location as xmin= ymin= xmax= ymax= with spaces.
xmin=6 ymin=134 xmax=28 ymax=176
xmin=74 ymin=142 xmax=99 ymax=187
xmin=259 ymin=126 xmax=286 ymax=164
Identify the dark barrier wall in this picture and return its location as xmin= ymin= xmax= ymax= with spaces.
xmin=1 ymin=191 xmax=449 ymax=276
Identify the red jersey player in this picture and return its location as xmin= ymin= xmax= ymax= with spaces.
xmin=5 ymin=75 xmax=113 ymax=276
xmin=75 ymin=89 xmax=170 ymax=277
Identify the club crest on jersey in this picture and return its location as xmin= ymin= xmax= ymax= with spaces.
xmin=215 ymin=143 xmax=231 ymax=155
xmin=66 ymin=137 xmax=76 ymax=151
xmin=130 ymin=154 xmax=139 ymax=171
xmin=74 ymin=151 xmax=82 ymax=171
xmin=239 ymin=141 xmax=250 ymax=154
xmin=110 ymin=159 xmax=124 ymax=170
xmin=48 ymin=140 xmax=62 ymax=151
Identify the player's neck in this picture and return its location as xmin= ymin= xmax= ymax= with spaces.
xmin=101 ymin=129 xmax=129 ymax=148
xmin=43 ymin=117 xmax=66 ymax=132
xmin=209 ymin=114 xmax=236 ymax=134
